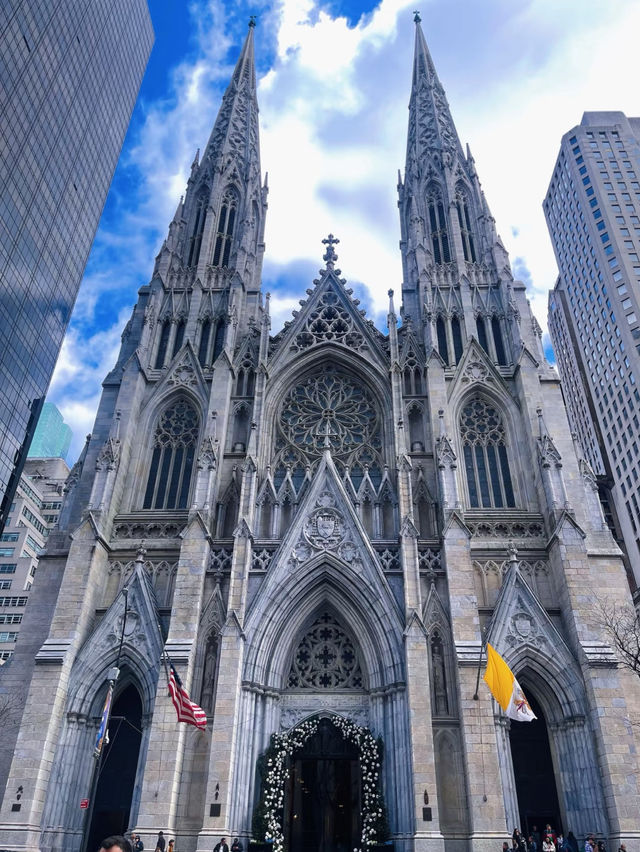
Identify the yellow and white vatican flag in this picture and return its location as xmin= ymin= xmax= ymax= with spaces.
xmin=483 ymin=643 xmax=537 ymax=722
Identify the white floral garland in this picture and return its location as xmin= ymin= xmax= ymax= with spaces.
xmin=261 ymin=714 xmax=384 ymax=852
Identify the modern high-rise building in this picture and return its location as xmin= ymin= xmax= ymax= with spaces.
xmin=2 ymin=19 xmax=640 ymax=852
xmin=545 ymin=112 xmax=640 ymax=581
xmin=0 ymin=0 xmax=154 ymax=533
xmin=27 ymin=403 xmax=72 ymax=461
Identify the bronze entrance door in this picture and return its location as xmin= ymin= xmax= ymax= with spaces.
xmin=284 ymin=718 xmax=361 ymax=852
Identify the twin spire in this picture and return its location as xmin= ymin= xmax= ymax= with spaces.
xmin=406 ymin=12 xmax=465 ymax=179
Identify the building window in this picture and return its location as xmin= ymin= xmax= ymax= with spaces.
xmin=451 ymin=316 xmax=464 ymax=363
xmin=172 ymin=319 xmax=186 ymax=358
xmin=476 ymin=315 xmax=489 ymax=353
xmin=198 ymin=318 xmax=212 ymax=366
xmin=155 ymin=319 xmax=171 ymax=369
xmin=460 ymin=396 xmax=515 ymax=508
xmin=427 ymin=190 xmax=451 ymax=264
xmin=187 ymin=190 xmax=208 ymax=267
xmin=212 ymin=319 xmax=226 ymax=361
xmin=491 ymin=316 xmax=508 ymax=365
xmin=143 ymin=399 xmax=200 ymax=510
xmin=456 ymin=192 xmax=477 ymax=262
xmin=436 ymin=316 xmax=449 ymax=365
xmin=212 ymin=187 xmax=239 ymax=267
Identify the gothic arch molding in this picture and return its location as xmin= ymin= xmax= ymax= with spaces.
xmin=126 ymin=388 xmax=205 ymax=511
xmin=243 ymin=553 xmax=404 ymax=693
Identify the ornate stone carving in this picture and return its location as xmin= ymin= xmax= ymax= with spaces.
xmin=197 ymin=436 xmax=218 ymax=470
xmin=505 ymin=596 xmax=546 ymax=650
xmin=95 ymin=437 xmax=121 ymax=471
xmin=251 ymin=548 xmax=274 ymax=571
xmin=418 ymin=548 xmax=442 ymax=573
xmin=461 ymin=359 xmax=491 ymax=385
xmin=209 ymin=548 xmax=233 ymax=573
xmin=279 ymin=368 xmax=378 ymax=458
xmin=287 ymin=612 xmax=364 ymax=690
xmin=113 ymin=520 xmax=184 ymax=539
xmin=376 ymin=547 xmax=401 ymax=571
xmin=290 ymin=286 xmax=364 ymax=352
xmin=303 ymin=507 xmax=346 ymax=550
xmin=167 ymin=361 xmax=197 ymax=388
xmin=279 ymin=699 xmax=369 ymax=731
xmin=467 ymin=519 xmax=545 ymax=539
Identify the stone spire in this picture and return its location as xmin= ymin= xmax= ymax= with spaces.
xmin=405 ymin=12 xmax=465 ymax=182
xmin=201 ymin=18 xmax=260 ymax=181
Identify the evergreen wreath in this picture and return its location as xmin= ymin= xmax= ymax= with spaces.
xmin=252 ymin=714 xmax=389 ymax=852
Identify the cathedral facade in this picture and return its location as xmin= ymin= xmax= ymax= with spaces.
xmin=2 ymin=16 xmax=640 ymax=852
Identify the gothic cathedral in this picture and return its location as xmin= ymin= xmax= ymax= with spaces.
xmin=2 ymin=16 xmax=640 ymax=852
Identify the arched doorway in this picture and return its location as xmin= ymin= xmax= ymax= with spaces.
xmin=284 ymin=717 xmax=361 ymax=852
xmin=87 ymin=683 xmax=143 ymax=852
xmin=509 ymin=692 xmax=562 ymax=838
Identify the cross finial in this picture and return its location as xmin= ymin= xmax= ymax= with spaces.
xmin=413 ymin=10 xmax=421 ymax=23
xmin=248 ymin=15 xmax=257 ymax=27
xmin=322 ymin=233 xmax=340 ymax=265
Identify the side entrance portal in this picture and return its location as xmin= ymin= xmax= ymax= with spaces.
xmin=284 ymin=717 xmax=361 ymax=852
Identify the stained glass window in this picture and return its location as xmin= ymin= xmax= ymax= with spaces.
xmin=143 ymin=399 xmax=199 ymax=510
xmin=460 ymin=396 xmax=515 ymax=508
xmin=288 ymin=612 xmax=364 ymax=690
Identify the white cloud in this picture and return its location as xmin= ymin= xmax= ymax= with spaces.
xmin=49 ymin=0 xmax=640 ymax=461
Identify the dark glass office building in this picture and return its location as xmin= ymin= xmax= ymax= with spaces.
xmin=0 ymin=0 xmax=153 ymax=527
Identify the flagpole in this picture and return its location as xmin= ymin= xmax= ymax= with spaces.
xmin=79 ymin=589 xmax=128 ymax=852
xmin=473 ymin=627 xmax=486 ymax=700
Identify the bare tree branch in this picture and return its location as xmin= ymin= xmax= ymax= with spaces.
xmin=591 ymin=594 xmax=640 ymax=677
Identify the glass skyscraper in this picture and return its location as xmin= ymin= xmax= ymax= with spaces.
xmin=0 ymin=0 xmax=153 ymax=530
xmin=27 ymin=403 xmax=72 ymax=460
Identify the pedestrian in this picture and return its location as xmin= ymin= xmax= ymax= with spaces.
xmin=167 ymin=841 xmax=174 ymax=852
xmin=597 ymin=841 xmax=607 ymax=852
xmin=567 ymin=833 xmax=579 ymax=852
xmin=543 ymin=835 xmax=556 ymax=852
xmin=503 ymin=843 xmax=510 ymax=852
xmin=557 ymin=833 xmax=567 ymax=851
xmin=532 ymin=828 xmax=542 ymax=851
xmin=133 ymin=836 xmax=144 ymax=852
xmin=155 ymin=832 xmax=166 ymax=852
xmin=545 ymin=825 xmax=558 ymax=847
xmin=528 ymin=836 xmax=538 ymax=852
xmin=618 ymin=844 xmax=626 ymax=852
xmin=213 ymin=839 xmax=229 ymax=852
xmin=585 ymin=836 xmax=595 ymax=852
xmin=231 ymin=840 xmax=243 ymax=852
xmin=100 ymin=839 xmax=132 ymax=852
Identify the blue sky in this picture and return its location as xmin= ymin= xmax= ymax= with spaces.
xmin=48 ymin=0 xmax=640 ymax=462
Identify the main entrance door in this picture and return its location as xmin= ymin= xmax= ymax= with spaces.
xmin=284 ymin=718 xmax=361 ymax=852
xmin=510 ymin=692 xmax=563 ymax=837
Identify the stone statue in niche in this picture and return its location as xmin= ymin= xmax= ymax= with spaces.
xmin=431 ymin=633 xmax=449 ymax=715
xmin=201 ymin=637 xmax=218 ymax=712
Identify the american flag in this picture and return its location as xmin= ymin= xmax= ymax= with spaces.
xmin=168 ymin=663 xmax=207 ymax=730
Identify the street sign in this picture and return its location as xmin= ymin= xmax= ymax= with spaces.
xmin=80 ymin=799 xmax=89 ymax=809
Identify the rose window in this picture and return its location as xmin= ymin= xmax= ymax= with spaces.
xmin=287 ymin=612 xmax=364 ymax=690
xmin=278 ymin=368 xmax=379 ymax=459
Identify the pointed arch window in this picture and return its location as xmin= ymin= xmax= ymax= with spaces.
xmin=198 ymin=318 xmax=211 ymax=366
xmin=460 ymin=396 xmax=515 ymax=508
xmin=187 ymin=190 xmax=208 ymax=267
xmin=476 ymin=315 xmax=489 ymax=354
xmin=287 ymin=612 xmax=364 ymax=690
xmin=172 ymin=319 xmax=186 ymax=358
xmin=212 ymin=187 xmax=239 ymax=267
xmin=427 ymin=191 xmax=451 ymax=264
xmin=491 ymin=316 xmax=508 ymax=366
xmin=154 ymin=319 xmax=171 ymax=369
xmin=142 ymin=399 xmax=199 ymax=510
xmin=456 ymin=191 xmax=477 ymax=262
xmin=436 ymin=316 xmax=449 ymax=365
xmin=212 ymin=319 xmax=226 ymax=361
xmin=451 ymin=315 xmax=464 ymax=363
